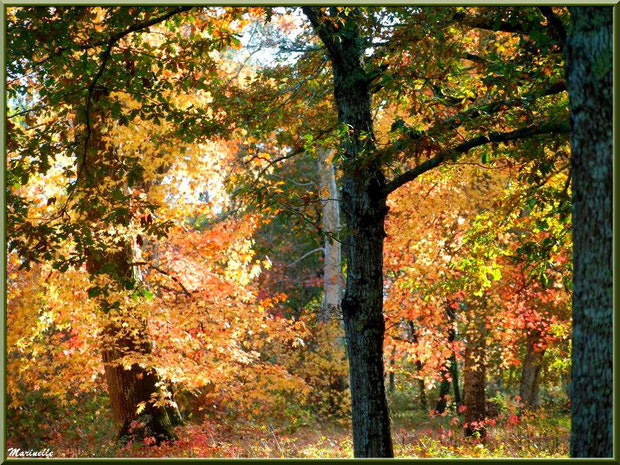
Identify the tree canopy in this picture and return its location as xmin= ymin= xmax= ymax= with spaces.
xmin=6 ymin=5 xmax=612 ymax=459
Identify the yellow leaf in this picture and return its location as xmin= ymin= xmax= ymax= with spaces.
xmin=136 ymin=401 xmax=146 ymax=415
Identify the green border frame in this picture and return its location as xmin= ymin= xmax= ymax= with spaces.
xmin=1 ymin=3 xmax=617 ymax=463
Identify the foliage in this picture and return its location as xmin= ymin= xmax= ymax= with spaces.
xmin=6 ymin=5 xmax=577 ymax=458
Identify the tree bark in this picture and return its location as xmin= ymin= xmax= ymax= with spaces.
xmin=83 ymin=113 xmax=177 ymax=444
xmin=341 ymin=165 xmax=392 ymax=456
xmin=87 ymin=232 xmax=177 ymax=444
xmin=408 ymin=321 xmax=427 ymax=410
xmin=451 ymin=352 xmax=462 ymax=408
xmin=317 ymin=147 xmax=343 ymax=323
xmin=388 ymin=344 xmax=396 ymax=395
xmin=303 ymin=7 xmax=394 ymax=457
xmin=463 ymin=308 xmax=486 ymax=438
xmin=518 ymin=330 xmax=545 ymax=410
xmin=565 ymin=6 xmax=613 ymax=458
xmin=436 ymin=304 xmax=459 ymax=414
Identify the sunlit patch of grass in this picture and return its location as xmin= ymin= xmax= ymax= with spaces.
xmin=392 ymin=410 xmax=569 ymax=458
xmin=31 ymin=403 xmax=568 ymax=458
xmin=113 ymin=409 xmax=568 ymax=458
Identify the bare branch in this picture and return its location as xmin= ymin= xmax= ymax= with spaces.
xmin=129 ymin=261 xmax=192 ymax=297
xmin=287 ymin=247 xmax=324 ymax=267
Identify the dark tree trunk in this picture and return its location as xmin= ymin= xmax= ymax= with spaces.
xmin=417 ymin=366 xmax=428 ymax=411
xmin=341 ymin=179 xmax=392 ymax=457
xmin=463 ymin=311 xmax=486 ymax=438
xmin=388 ymin=345 xmax=396 ymax=395
xmin=566 ymin=6 xmax=613 ymax=458
xmin=408 ymin=321 xmax=427 ymax=410
xmin=436 ymin=374 xmax=451 ymax=414
xmin=436 ymin=305 xmax=459 ymax=413
xmin=303 ymin=8 xmax=393 ymax=457
xmin=436 ymin=352 xmax=461 ymax=414
xmin=518 ymin=330 xmax=545 ymax=410
xmin=451 ymin=352 xmax=462 ymax=408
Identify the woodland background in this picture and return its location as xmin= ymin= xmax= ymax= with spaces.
xmin=5 ymin=6 xmax=612 ymax=458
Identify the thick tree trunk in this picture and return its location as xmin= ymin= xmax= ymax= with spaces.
xmin=463 ymin=310 xmax=486 ymax=438
xmin=303 ymin=8 xmax=394 ymax=457
xmin=317 ymin=147 xmax=343 ymax=323
xmin=518 ymin=330 xmax=545 ymax=410
xmin=566 ymin=7 xmax=613 ymax=458
xmin=83 ymin=113 xmax=177 ymax=444
xmin=101 ymin=340 xmax=177 ymax=443
xmin=337 ymin=71 xmax=393 ymax=458
xmin=88 ymin=244 xmax=177 ymax=444
xmin=341 ymin=183 xmax=392 ymax=457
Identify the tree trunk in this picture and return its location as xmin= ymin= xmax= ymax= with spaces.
xmin=518 ymin=330 xmax=545 ymax=410
xmin=317 ymin=147 xmax=343 ymax=323
xmin=341 ymin=182 xmax=392 ymax=457
xmin=88 ymin=243 xmax=177 ymax=444
xmin=388 ymin=344 xmax=396 ymax=395
xmin=304 ymin=8 xmax=394 ymax=457
xmin=566 ymin=7 xmax=613 ymax=457
xmin=565 ymin=6 xmax=613 ymax=458
xmin=451 ymin=352 xmax=462 ymax=408
xmin=436 ymin=305 xmax=459 ymax=413
xmin=408 ymin=321 xmax=427 ymax=410
xmin=83 ymin=113 xmax=177 ymax=444
xmin=463 ymin=309 xmax=486 ymax=438
xmin=436 ymin=376 xmax=450 ymax=414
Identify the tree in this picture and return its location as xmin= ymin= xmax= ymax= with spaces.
xmin=6 ymin=6 xmax=251 ymax=444
xmin=565 ymin=6 xmax=613 ymax=458
xmin=8 ymin=6 xmax=578 ymax=457
xmin=463 ymin=298 xmax=487 ymax=438
xmin=435 ymin=304 xmax=462 ymax=414
xmin=301 ymin=8 xmax=393 ymax=456
xmin=299 ymin=7 xmax=568 ymax=456
xmin=317 ymin=147 xmax=344 ymax=322
xmin=78 ymin=94 xmax=181 ymax=442
xmin=518 ymin=329 xmax=545 ymax=409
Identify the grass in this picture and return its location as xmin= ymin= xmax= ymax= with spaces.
xmin=109 ymin=409 xmax=569 ymax=458
xmin=9 ymin=389 xmax=569 ymax=458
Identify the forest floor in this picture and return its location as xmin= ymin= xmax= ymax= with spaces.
xmin=52 ymin=409 xmax=569 ymax=458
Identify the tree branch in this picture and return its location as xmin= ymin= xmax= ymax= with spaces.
xmin=54 ymin=7 xmax=195 ymax=214
xmin=287 ymin=247 xmax=324 ymax=267
xmin=302 ymin=7 xmax=342 ymax=59
xmin=33 ymin=6 xmax=194 ymax=68
xmin=129 ymin=261 xmax=192 ymax=297
xmin=452 ymin=11 xmax=528 ymax=35
xmin=382 ymin=120 xmax=570 ymax=196
xmin=538 ymin=7 xmax=567 ymax=45
xmin=382 ymin=81 xmax=567 ymax=160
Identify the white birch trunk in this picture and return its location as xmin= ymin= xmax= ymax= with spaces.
xmin=317 ymin=147 xmax=343 ymax=322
